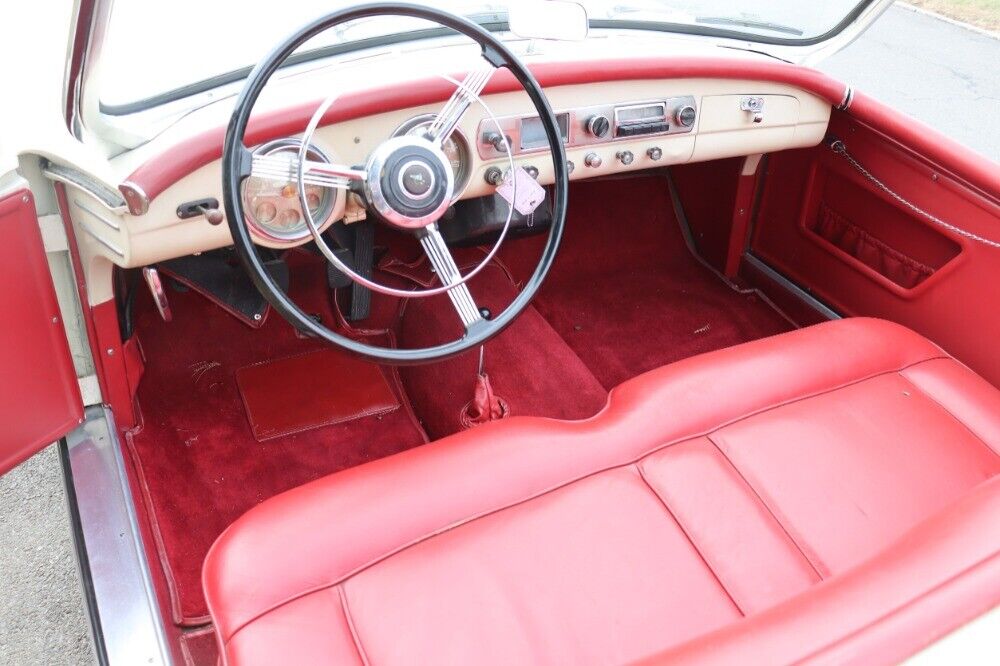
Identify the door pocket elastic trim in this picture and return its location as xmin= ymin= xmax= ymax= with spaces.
xmin=810 ymin=205 xmax=935 ymax=289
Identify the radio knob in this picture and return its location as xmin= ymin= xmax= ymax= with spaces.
xmin=586 ymin=115 xmax=611 ymax=138
xmin=647 ymin=147 xmax=663 ymax=161
xmin=616 ymin=150 xmax=635 ymax=166
xmin=584 ymin=152 xmax=602 ymax=168
xmin=676 ymin=105 xmax=696 ymax=128
xmin=484 ymin=132 xmax=511 ymax=153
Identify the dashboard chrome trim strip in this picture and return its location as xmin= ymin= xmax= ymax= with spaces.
xmin=79 ymin=221 xmax=125 ymax=258
xmin=42 ymin=162 xmax=127 ymax=213
xmin=74 ymin=198 xmax=121 ymax=231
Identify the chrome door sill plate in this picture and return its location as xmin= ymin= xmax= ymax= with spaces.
xmin=63 ymin=406 xmax=171 ymax=665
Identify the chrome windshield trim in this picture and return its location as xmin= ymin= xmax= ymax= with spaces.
xmin=64 ymin=406 xmax=171 ymax=666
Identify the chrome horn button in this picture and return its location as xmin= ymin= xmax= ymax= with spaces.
xmin=364 ymin=136 xmax=455 ymax=229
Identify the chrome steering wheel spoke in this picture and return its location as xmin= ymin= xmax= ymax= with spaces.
xmin=427 ymin=63 xmax=496 ymax=147
xmin=419 ymin=223 xmax=483 ymax=330
xmin=251 ymin=152 xmax=366 ymax=190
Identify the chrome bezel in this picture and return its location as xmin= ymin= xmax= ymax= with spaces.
xmin=396 ymin=159 xmax=436 ymax=201
xmin=241 ymin=138 xmax=337 ymax=242
xmin=363 ymin=135 xmax=455 ymax=230
xmin=391 ymin=113 xmax=472 ymax=199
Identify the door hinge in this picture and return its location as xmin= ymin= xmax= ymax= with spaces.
xmin=38 ymin=213 xmax=69 ymax=253
xmin=78 ymin=374 xmax=102 ymax=406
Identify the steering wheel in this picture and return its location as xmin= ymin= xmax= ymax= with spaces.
xmin=222 ymin=2 xmax=568 ymax=364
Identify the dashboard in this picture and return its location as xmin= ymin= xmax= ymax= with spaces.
xmin=55 ymin=57 xmax=839 ymax=305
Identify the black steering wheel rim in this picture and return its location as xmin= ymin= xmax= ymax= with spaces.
xmin=222 ymin=2 xmax=568 ymax=365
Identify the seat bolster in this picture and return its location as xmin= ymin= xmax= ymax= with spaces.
xmin=607 ymin=317 xmax=945 ymax=438
xmin=902 ymin=358 xmax=1000 ymax=451
xmin=204 ymin=318 xmax=944 ymax=644
xmin=639 ymin=476 xmax=1000 ymax=666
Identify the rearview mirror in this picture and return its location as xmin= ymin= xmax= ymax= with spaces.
xmin=508 ymin=1 xmax=589 ymax=41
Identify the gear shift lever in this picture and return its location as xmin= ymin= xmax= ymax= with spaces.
xmin=461 ymin=345 xmax=509 ymax=428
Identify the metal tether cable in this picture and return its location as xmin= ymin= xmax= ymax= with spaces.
xmin=829 ymin=139 xmax=1000 ymax=250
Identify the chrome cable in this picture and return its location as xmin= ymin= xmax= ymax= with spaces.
xmin=830 ymin=139 xmax=1000 ymax=249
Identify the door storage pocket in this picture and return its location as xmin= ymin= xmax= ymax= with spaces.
xmin=812 ymin=205 xmax=935 ymax=289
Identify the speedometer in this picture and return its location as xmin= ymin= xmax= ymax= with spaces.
xmin=241 ymin=139 xmax=336 ymax=242
xmin=392 ymin=115 xmax=471 ymax=198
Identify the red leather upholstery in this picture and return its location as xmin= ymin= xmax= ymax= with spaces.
xmin=203 ymin=318 xmax=1000 ymax=664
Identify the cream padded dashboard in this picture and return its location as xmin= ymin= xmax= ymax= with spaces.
xmin=63 ymin=76 xmax=830 ymax=304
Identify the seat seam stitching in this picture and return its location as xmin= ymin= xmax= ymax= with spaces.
xmin=705 ymin=434 xmax=827 ymax=580
xmin=897 ymin=372 xmax=1000 ymax=460
xmin=223 ymin=355 xmax=948 ymax=641
xmin=338 ymin=585 xmax=371 ymax=666
xmin=634 ymin=462 xmax=746 ymax=616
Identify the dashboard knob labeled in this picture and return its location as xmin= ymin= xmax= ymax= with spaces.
xmin=484 ymin=132 xmax=511 ymax=153
xmin=647 ymin=147 xmax=663 ymax=161
xmin=616 ymin=150 xmax=635 ymax=166
xmin=676 ymin=105 xmax=697 ymax=128
xmin=584 ymin=152 xmax=602 ymax=168
xmin=586 ymin=115 xmax=611 ymax=138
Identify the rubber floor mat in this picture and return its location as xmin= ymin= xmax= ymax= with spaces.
xmin=237 ymin=348 xmax=399 ymax=441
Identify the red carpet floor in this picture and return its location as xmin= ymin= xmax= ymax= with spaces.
xmin=127 ymin=255 xmax=427 ymax=624
xmin=502 ymin=176 xmax=794 ymax=388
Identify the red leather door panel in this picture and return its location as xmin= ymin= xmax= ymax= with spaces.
xmin=0 ymin=185 xmax=82 ymax=473
xmin=751 ymin=107 xmax=1000 ymax=387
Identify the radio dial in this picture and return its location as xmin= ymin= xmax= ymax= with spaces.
xmin=676 ymin=105 xmax=697 ymax=128
xmin=587 ymin=115 xmax=611 ymax=138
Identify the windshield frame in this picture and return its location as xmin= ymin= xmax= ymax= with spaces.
xmin=92 ymin=0 xmax=880 ymax=118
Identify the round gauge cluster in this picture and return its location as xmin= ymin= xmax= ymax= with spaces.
xmin=241 ymin=139 xmax=336 ymax=242
xmin=392 ymin=115 xmax=471 ymax=197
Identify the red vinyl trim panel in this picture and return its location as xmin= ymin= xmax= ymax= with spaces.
xmin=124 ymin=56 xmax=849 ymax=205
xmin=846 ymin=90 xmax=999 ymax=201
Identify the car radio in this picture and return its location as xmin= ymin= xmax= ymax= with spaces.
xmin=477 ymin=96 xmax=697 ymax=159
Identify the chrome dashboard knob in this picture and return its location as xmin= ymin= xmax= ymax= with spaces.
xmin=584 ymin=152 xmax=602 ymax=168
xmin=676 ymin=105 xmax=697 ymax=128
xmin=484 ymin=166 xmax=505 ymax=186
xmin=586 ymin=115 xmax=611 ymax=138
xmin=484 ymin=132 xmax=511 ymax=153
xmin=647 ymin=147 xmax=663 ymax=161
xmin=616 ymin=150 xmax=634 ymax=166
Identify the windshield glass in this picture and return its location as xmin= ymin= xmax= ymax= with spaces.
xmin=100 ymin=0 xmax=872 ymax=110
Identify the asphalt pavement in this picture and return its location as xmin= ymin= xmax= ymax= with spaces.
xmin=820 ymin=4 xmax=1000 ymax=161
xmin=0 ymin=446 xmax=93 ymax=665
xmin=0 ymin=5 xmax=997 ymax=666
